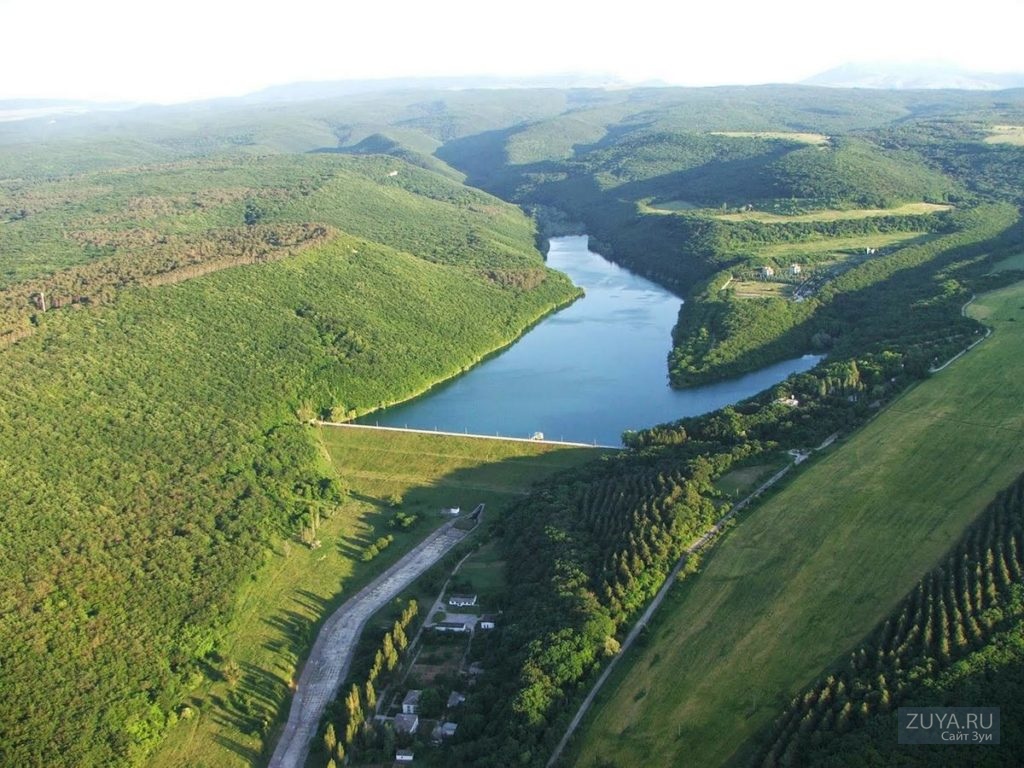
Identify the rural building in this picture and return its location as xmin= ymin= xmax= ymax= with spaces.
xmin=775 ymin=396 xmax=800 ymax=407
xmin=395 ymin=748 xmax=414 ymax=762
xmin=431 ymin=721 xmax=459 ymax=742
xmin=394 ymin=713 xmax=419 ymax=735
xmin=760 ymin=265 xmax=775 ymax=278
xmin=468 ymin=661 xmax=485 ymax=677
xmin=435 ymin=621 xmax=470 ymax=633
xmin=402 ymin=689 xmax=421 ymax=714
xmin=790 ymin=263 xmax=802 ymax=275
xmin=441 ymin=506 xmax=460 ymax=516
xmin=447 ymin=690 xmax=466 ymax=709
xmin=448 ymin=594 xmax=477 ymax=607
xmin=479 ymin=614 xmax=498 ymax=630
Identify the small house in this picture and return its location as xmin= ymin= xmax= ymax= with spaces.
xmin=435 ymin=621 xmax=469 ymax=633
xmin=394 ymin=713 xmax=419 ymax=735
xmin=775 ymin=396 xmax=800 ymax=408
xmin=440 ymin=722 xmax=458 ymax=739
xmin=790 ymin=263 xmax=802 ymax=275
xmin=760 ymin=265 xmax=775 ymax=279
xmin=395 ymin=748 xmax=414 ymax=762
xmin=402 ymin=690 xmax=421 ymax=715
xmin=446 ymin=691 xmax=466 ymax=709
xmin=448 ymin=594 xmax=477 ymax=607
xmin=479 ymin=614 xmax=498 ymax=630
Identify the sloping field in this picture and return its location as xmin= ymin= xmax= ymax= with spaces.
xmin=572 ymin=281 xmax=1024 ymax=768
xmin=149 ymin=429 xmax=599 ymax=768
xmin=714 ymin=201 xmax=951 ymax=223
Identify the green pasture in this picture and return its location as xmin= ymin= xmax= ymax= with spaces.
xmin=572 ymin=280 xmax=1024 ymax=768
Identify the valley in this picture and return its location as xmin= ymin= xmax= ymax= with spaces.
xmin=0 ymin=81 xmax=1022 ymax=768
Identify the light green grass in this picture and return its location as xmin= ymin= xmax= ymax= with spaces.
xmin=714 ymin=202 xmax=951 ymax=223
xmin=730 ymin=280 xmax=793 ymax=299
xmin=573 ymin=281 xmax=1024 ymax=768
xmin=984 ymin=125 xmax=1024 ymax=145
xmin=709 ymin=131 xmax=829 ymax=145
xmin=149 ymin=428 xmax=599 ymax=768
xmin=755 ymin=230 xmax=929 ymax=261
xmin=714 ymin=461 xmax=785 ymax=498
xmin=991 ymin=252 xmax=1024 ymax=273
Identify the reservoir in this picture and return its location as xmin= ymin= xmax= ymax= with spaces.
xmin=357 ymin=236 xmax=820 ymax=445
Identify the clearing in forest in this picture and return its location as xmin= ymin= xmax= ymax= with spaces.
xmin=713 ymin=201 xmax=951 ymax=223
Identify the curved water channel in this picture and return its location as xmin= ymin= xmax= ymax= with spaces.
xmin=357 ymin=236 xmax=821 ymax=446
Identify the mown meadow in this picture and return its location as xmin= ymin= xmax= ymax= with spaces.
xmin=571 ymin=281 xmax=1024 ymax=767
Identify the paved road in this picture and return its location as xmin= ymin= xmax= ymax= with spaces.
xmin=268 ymin=522 xmax=467 ymax=768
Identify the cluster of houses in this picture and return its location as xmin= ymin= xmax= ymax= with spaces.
xmin=432 ymin=593 xmax=498 ymax=634
xmin=759 ymin=263 xmax=802 ymax=279
xmin=390 ymin=688 xmax=467 ymax=764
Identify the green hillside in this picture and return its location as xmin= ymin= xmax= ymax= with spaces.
xmin=571 ymin=281 xmax=1024 ymax=767
xmin=0 ymin=152 xmax=575 ymax=767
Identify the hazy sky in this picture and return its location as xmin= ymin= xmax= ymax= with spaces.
xmin=3 ymin=0 xmax=1023 ymax=102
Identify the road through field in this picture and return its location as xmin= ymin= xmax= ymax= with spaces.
xmin=268 ymin=521 xmax=467 ymax=768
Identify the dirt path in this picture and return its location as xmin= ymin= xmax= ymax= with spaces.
xmin=268 ymin=522 xmax=467 ymax=768
xmin=545 ymin=460 xmax=799 ymax=767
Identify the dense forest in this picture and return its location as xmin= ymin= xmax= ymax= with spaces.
xmin=0 ymin=150 xmax=575 ymax=766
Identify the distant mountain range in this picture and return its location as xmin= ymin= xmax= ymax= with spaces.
xmin=804 ymin=61 xmax=1024 ymax=90
xmin=238 ymin=73 xmax=635 ymax=104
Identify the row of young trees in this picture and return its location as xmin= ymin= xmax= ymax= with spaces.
xmin=321 ymin=600 xmax=419 ymax=765
xmin=755 ymin=472 xmax=1024 ymax=767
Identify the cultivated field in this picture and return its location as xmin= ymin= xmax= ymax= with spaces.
xmin=149 ymin=428 xmax=598 ymax=768
xmin=709 ymin=131 xmax=830 ymax=145
xmin=984 ymin=124 xmax=1024 ymax=145
xmin=729 ymin=280 xmax=793 ymax=299
xmin=572 ymin=281 xmax=1024 ymax=768
xmin=714 ymin=201 xmax=951 ymax=223
xmin=755 ymin=230 xmax=930 ymax=262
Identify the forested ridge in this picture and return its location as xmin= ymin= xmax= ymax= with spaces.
xmin=0 ymin=149 xmax=575 ymax=766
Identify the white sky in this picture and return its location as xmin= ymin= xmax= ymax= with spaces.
xmin=2 ymin=0 xmax=1023 ymax=103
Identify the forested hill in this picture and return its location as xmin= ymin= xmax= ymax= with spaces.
xmin=0 ymin=148 xmax=575 ymax=766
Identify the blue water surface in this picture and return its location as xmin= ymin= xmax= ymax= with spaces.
xmin=357 ymin=236 xmax=820 ymax=445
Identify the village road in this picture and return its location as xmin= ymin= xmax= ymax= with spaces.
xmin=268 ymin=522 xmax=467 ymax=768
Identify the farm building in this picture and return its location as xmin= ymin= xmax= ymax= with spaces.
xmin=402 ymin=689 xmax=421 ymax=714
xmin=394 ymin=713 xmax=419 ymax=735
xmin=479 ymin=614 xmax=498 ymax=630
xmin=760 ymin=265 xmax=775 ymax=278
xmin=790 ymin=263 xmax=802 ymax=275
xmin=434 ymin=621 xmax=470 ymax=633
xmin=448 ymin=594 xmax=477 ymax=607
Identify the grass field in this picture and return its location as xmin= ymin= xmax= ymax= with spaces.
xmin=571 ymin=280 xmax=1024 ymax=768
xmin=714 ymin=202 xmax=951 ymax=223
xmin=148 ymin=428 xmax=599 ymax=768
xmin=756 ymin=230 xmax=930 ymax=261
xmin=730 ymin=280 xmax=793 ymax=299
xmin=991 ymin=252 xmax=1024 ymax=272
xmin=709 ymin=131 xmax=829 ymax=145
xmin=984 ymin=125 xmax=1024 ymax=145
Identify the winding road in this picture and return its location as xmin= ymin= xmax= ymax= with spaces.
xmin=268 ymin=521 xmax=467 ymax=768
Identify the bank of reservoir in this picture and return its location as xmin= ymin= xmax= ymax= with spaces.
xmin=357 ymin=236 xmax=820 ymax=445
